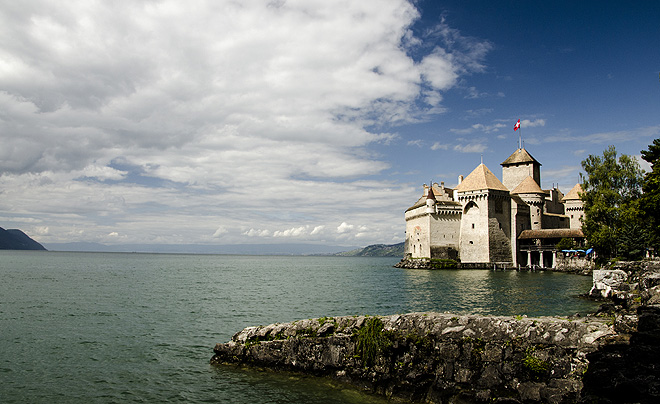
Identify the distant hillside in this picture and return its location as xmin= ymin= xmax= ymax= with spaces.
xmin=336 ymin=242 xmax=404 ymax=257
xmin=0 ymin=227 xmax=47 ymax=251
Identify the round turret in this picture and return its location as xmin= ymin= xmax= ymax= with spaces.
xmin=426 ymin=187 xmax=436 ymax=213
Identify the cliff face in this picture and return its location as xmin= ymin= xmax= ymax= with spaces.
xmin=212 ymin=313 xmax=614 ymax=403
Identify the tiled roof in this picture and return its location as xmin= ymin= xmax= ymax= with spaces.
xmin=501 ymin=148 xmax=541 ymax=166
xmin=518 ymin=229 xmax=584 ymax=239
xmin=562 ymin=183 xmax=583 ymax=201
xmin=406 ymin=196 xmax=461 ymax=212
xmin=455 ymin=164 xmax=508 ymax=192
xmin=511 ymin=176 xmax=544 ymax=194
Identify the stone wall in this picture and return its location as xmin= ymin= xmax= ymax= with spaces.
xmin=554 ymin=255 xmax=595 ymax=275
xmin=212 ymin=312 xmax=614 ymax=403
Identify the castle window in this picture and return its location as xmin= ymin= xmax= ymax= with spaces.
xmin=469 ymin=241 xmax=474 ymax=244
xmin=472 ymin=223 xmax=475 ymax=229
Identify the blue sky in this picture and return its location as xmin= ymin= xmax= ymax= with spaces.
xmin=1 ymin=0 xmax=658 ymax=248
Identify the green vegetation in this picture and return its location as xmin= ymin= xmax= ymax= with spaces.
xmin=428 ymin=258 xmax=458 ymax=269
xmin=640 ymin=138 xmax=660 ymax=254
xmin=580 ymin=145 xmax=645 ymax=260
xmin=522 ymin=348 xmax=552 ymax=381
xmin=355 ymin=317 xmax=391 ymax=367
xmin=555 ymin=237 xmax=575 ymax=251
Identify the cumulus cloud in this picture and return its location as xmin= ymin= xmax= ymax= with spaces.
xmin=454 ymin=142 xmax=487 ymax=153
xmin=0 ymin=0 xmax=492 ymax=246
xmin=520 ymin=119 xmax=546 ymax=128
xmin=244 ymin=228 xmax=271 ymax=238
xmin=337 ymin=222 xmax=355 ymax=234
xmin=273 ymin=226 xmax=309 ymax=238
xmin=431 ymin=142 xmax=449 ymax=150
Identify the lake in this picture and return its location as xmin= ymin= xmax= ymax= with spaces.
xmin=0 ymin=251 xmax=598 ymax=403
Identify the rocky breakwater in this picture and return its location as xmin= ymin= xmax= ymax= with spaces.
xmin=585 ymin=260 xmax=660 ymax=403
xmin=211 ymin=313 xmax=615 ymax=403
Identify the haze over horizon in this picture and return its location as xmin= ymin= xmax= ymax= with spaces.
xmin=1 ymin=0 xmax=659 ymax=248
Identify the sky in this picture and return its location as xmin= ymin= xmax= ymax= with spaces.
xmin=1 ymin=0 xmax=659 ymax=248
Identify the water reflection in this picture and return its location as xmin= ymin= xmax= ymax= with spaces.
xmin=401 ymin=268 xmax=598 ymax=317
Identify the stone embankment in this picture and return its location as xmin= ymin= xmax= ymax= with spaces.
xmin=212 ymin=261 xmax=660 ymax=403
xmin=212 ymin=313 xmax=614 ymax=403
xmin=395 ymin=257 xmax=594 ymax=274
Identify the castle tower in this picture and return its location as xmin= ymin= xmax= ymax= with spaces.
xmin=404 ymin=183 xmax=461 ymax=259
xmin=562 ymin=183 xmax=584 ymax=230
xmin=501 ymin=148 xmax=541 ymax=192
xmin=511 ymin=176 xmax=545 ymax=230
xmin=455 ymin=164 xmax=512 ymax=264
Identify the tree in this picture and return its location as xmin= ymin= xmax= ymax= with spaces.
xmin=580 ymin=145 xmax=644 ymax=260
xmin=555 ymin=237 xmax=575 ymax=251
xmin=640 ymin=138 xmax=660 ymax=253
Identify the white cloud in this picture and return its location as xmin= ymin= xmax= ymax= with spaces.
xmin=450 ymin=122 xmax=506 ymax=135
xmin=0 ymin=1 xmax=492 ymax=246
xmin=454 ymin=143 xmax=487 ymax=153
xmin=273 ymin=226 xmax=309 ymax=238
xmin=520 ymin=119 xmax=546 ymax=128
xmin=212 ymin=226 xmax=229 ymax=238
xmin=244 ymin=228 xmax=271 ymax=238
xmin=431 ymin=142 xmax=449 ymax=150
xmin=337 ymin=222 xmax=355 ymax=234
xmin=310 ymin=225 xmax=325 ymax=235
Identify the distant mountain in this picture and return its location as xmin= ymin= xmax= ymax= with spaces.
xmin=43 ymin=242 xmax=359 ymax=255
xmin=0 ymin=227 xmax=47 ymax=251
xmin=336 ymin=242 xmax=404 ymax=257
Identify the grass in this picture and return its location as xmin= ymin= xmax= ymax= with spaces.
xmin=355 ymin=317 xmax=391 ymax=367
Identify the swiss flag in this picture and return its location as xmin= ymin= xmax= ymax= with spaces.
xmin=513 ymin=119 xmax=520 ymax=131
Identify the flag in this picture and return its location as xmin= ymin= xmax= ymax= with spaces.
xmin=513 ymin=119 xmax=520 ymax=131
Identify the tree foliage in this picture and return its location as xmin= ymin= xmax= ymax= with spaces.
xmin=640 ymin=138 xmax=660 ymax=251
xmin=580 ymin=145 xmax=644 ymax=259
xmin=555 ymin=237 xmax=575 ymax=251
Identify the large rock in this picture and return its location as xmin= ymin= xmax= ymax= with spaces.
xmin=590 ymin=269 xmax=629 ymax=298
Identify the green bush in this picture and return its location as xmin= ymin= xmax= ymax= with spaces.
xmin=429 ymin=258 xmax=458 ymax=269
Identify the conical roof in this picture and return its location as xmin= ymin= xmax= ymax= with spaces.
xmin=455 ymin=164 xmax=508 ymax=192
xmin=511 ymin=176 xmax=544 ymax=194
xmin=426 ymin=186 xmax=436 ymax=201
xmin=562 ymin=183 xmax=583 ymax=201
xmin=501 ymin=148 xmax=541 ymax=166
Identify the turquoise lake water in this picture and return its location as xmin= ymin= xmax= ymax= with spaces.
xmin=0 ymin=251 xmax=599 ymax=403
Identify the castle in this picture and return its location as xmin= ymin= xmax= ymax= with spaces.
xmin=404 ymin=147 xmax=585 ymax=268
